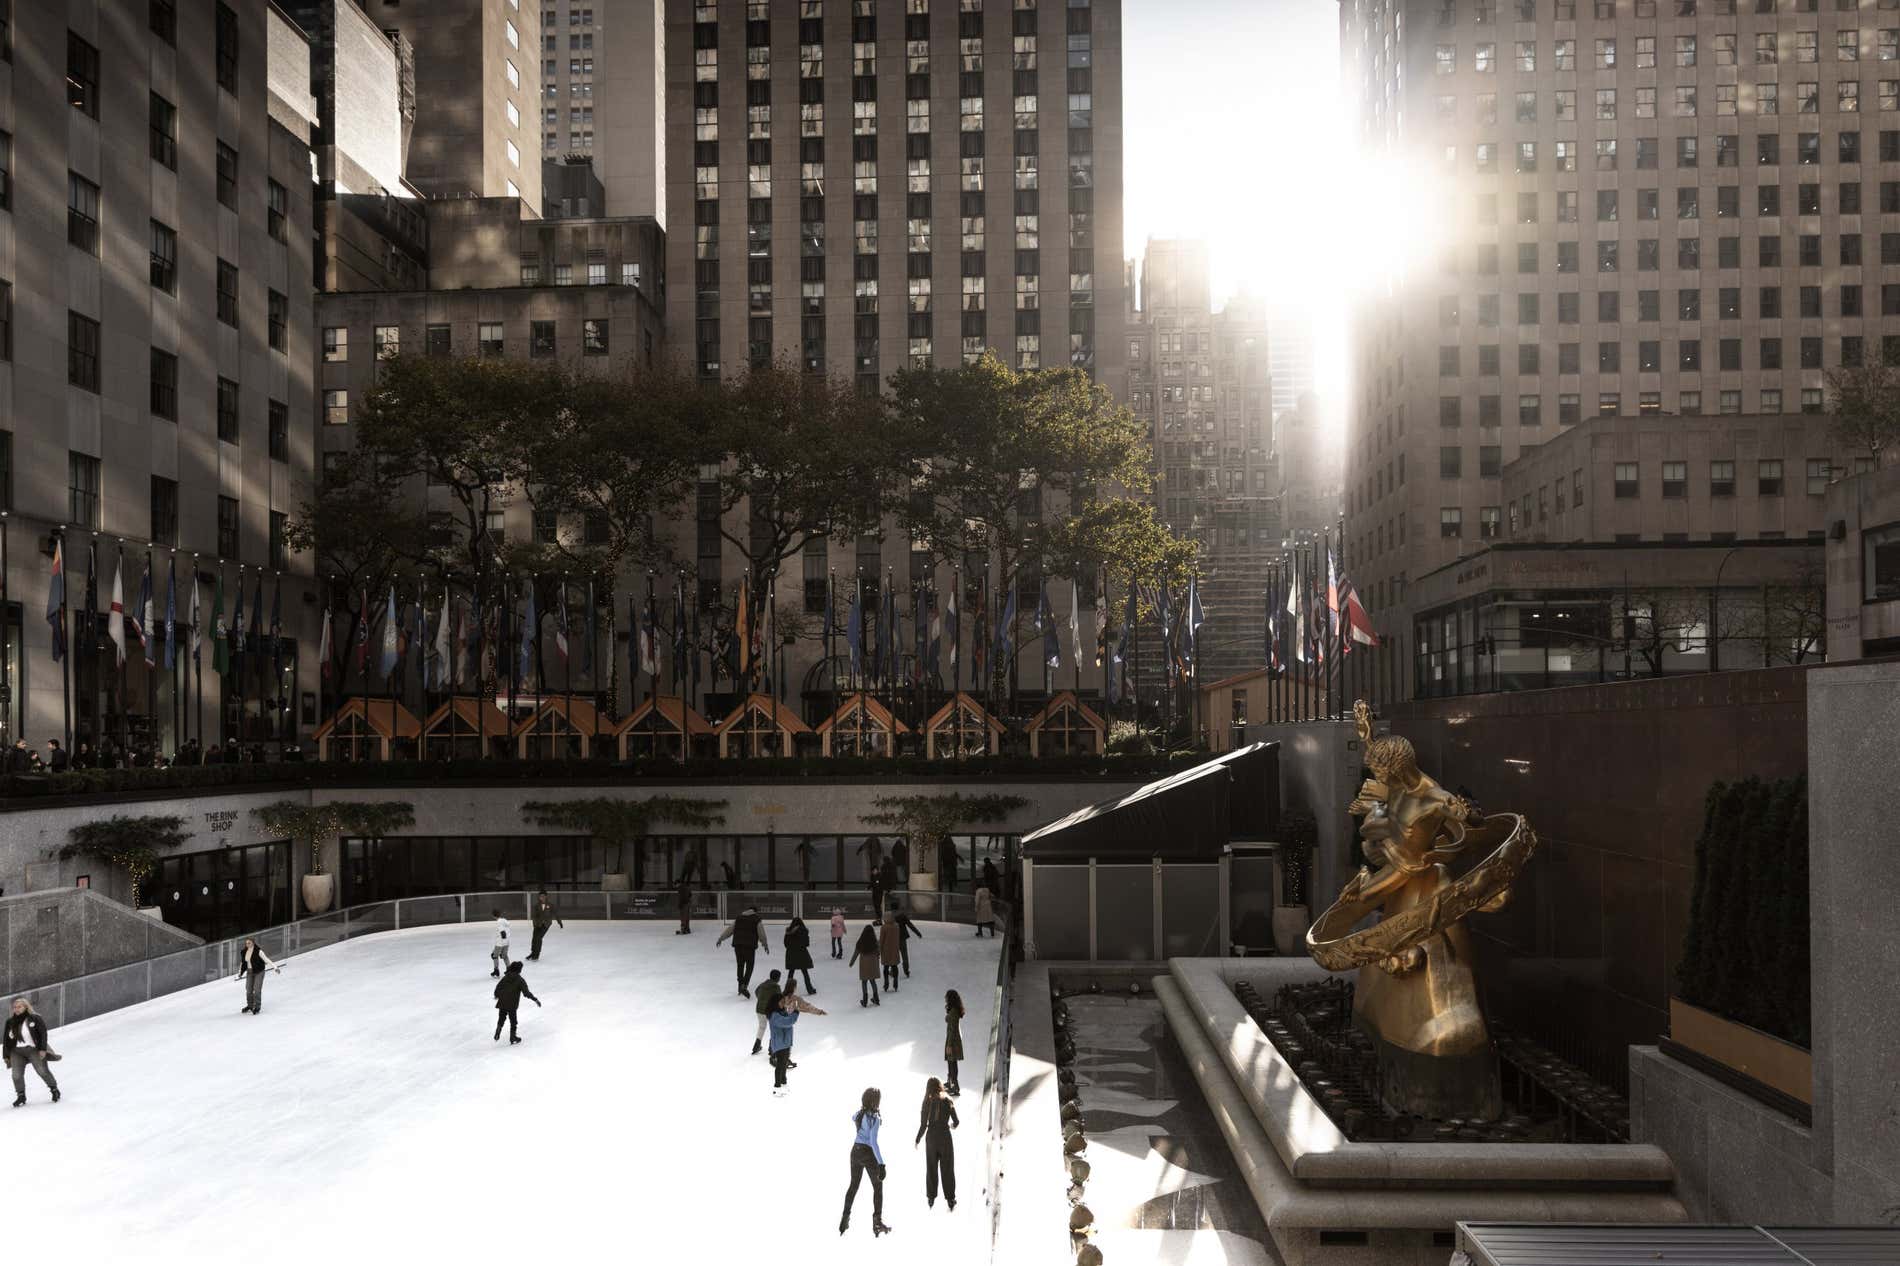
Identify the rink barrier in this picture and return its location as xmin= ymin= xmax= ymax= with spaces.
xmin=16 ymin=888 xmax=1011 ymax=1032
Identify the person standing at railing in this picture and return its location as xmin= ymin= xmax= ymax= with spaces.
xmin=528 ymin=890 xmax=564 ymax=961
xmin=235 ymin=937 xmax=281 ymax=1015
xmin=972 ymin=885 xmax=996 ymax=938
xmin=941 ymin=990 xmax=965 ymax=1097
xmin=5 ymin=998 xmax=60 ymax=1108
xmin=877 ymin=914 xmax=901 ymax=994
xmin=850 ymin=922 xmax=882 ymax=1007
xmin=674 ymin=874 xmax=694 ymax=935
xmin=751 ymin=969 xmax=783 ymax=1055
xmin=767 ymin=986 xmax=824 ymax=1098
xmin=489 ymin=909 xmax=512 ymax=977
xmin=914 ymin=1076 xmax=959 ymax=1211
xmin=839 ymin=1087 xmax=891 ymax=1236
xmin=492 ymin=961 xmax=540 ymax=1045
xmin=889 ymin=907 xmax=922 ymax=980
xmin=783 ymin=915 xmax=817 ymax=994
xmin=715 ymin=905 xmax=770 ymax=998
xmin=829 ymin=908 xmax=846 ymax=959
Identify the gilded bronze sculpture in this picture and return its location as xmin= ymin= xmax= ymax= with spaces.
xmin=1305 ymin=700 xmax=1538 ymax=1120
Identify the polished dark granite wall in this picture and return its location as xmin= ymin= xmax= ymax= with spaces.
xmin=1389 ymin=665 xmax=1810 ymax=1091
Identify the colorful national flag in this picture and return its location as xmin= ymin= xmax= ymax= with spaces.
xmin=107 ymin=555 xmax=127 ymax=666
xmin=45 ymin=538 xmax=66 ymax=662
xmin=379 ymin=586 xmax=399 ymax=679
xmin=163 ymin=558 xmax=178 ymax=671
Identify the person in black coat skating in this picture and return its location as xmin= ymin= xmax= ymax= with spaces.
xmin=849 ymin=923 xmax=881 ymax=1007
xmin=492 ymin=961 xmax=541 ymax=1044
xmin=529 ymin=889 xmax=564 ymax=960
xmin=5 ymin=998 xmax=60 ymax=1107
xmin=915 ymin=1076 xmax=960 ymax=1210
xmin=716 ymin=905 xmax=770 ymax=997
xmin=889 ymin=906 xmax=923 ymax=978
xmin=674 ymin=874 xmax=694 ymax=934
xmin=783 ymin=915 xmax=817 ymax=994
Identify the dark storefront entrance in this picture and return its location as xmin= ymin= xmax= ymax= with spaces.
xmin=151 ymin=841 xmax=294 ymax=942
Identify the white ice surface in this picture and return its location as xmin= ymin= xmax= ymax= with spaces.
xmin=10 ymin=920 xmax=1001 ymax=1265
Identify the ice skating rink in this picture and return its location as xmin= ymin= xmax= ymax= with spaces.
xmin=10 ymin=920 xmax=1003 ymax=1265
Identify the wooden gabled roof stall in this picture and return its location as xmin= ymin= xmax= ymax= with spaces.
xmin=312 ymin=698 xmax=422 ymax=762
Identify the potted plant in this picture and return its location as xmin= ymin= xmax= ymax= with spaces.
xmin=254 ymin=800 xmax=417 ymax=915
xmin=521 ymin=795 xmax=728 ymax=891
xmin=1273 ymin=810 xmax=1319 ymax=956
xmin=862 ymin=793 xmax=1029 ymax=916
xmin=59 ymin=814 xmax=189 ymax=915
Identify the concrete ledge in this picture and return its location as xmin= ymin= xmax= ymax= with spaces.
xmin=1167 ymin=956 xmax=1681 ymax=1191
xmin=996 ymin=961 xmax=1073 ymax=1266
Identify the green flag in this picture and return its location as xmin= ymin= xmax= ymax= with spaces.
xmin=211 ymin=572 xmax=229 ymax=676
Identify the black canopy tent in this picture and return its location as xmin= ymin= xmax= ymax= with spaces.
xmin=1020 ymin=742 xmax=1279 ymax=862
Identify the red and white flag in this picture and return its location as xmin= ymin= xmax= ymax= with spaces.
xmin=107 ymin=557 xmax=127 ymax=665
xmin=318 ymin=606 xmax=334 ymax=678
xmin=1343 ymin=579 xmax=1381 ymax=648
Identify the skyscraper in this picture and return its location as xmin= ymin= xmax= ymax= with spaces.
xmin=541 ymin=0 xmax=667 ymax=223
xmin=1339 ymin=0 xmax=1878 ymax=697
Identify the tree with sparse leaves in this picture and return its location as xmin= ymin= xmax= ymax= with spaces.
xmin=521 ymin=796 xmax=728 ymax=876
xmin=1826 ymin=357 xmax=1900 ymax=463
xmin=60 ymin=815 xmax=190 ymax=908
xmin=861 ymin=792 xmax=1029 ymax=880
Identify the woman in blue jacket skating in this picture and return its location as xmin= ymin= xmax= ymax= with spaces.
xmin=840 ymin=1086 xmax=893 ymax=1236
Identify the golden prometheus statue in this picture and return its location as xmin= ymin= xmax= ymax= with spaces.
xmin=1305 ymin=700 xmax=1539 ymax=1120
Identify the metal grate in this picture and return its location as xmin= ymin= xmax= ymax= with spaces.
xmin=1457 ymin=1223 xmax=1900 ymax=1266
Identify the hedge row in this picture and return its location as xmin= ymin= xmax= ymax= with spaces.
xmin=0 ymin=750 xmax=1201 ymax=802
xmin=1675 ymin=774 xmax=1810 ymax=1047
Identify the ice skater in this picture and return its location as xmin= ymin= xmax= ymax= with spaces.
xmin=715 ymin=905 xmax=770 ymax=997
xmin=489 ymin=908 xmax=511 ymax=976
xmin=752 ymin=969 xmax=784 ymax=1055
xmin=878 ymin=913 xmax=901 ymax=993
xmin=850 ymin=922 xmax=881 ymax=1007
xmin=783 ymin=915 xmax=817 ymax=994
xmin=972 ymin=884 xmax=996 ymax=937
xmin=943 ymin=989 xmax=966 ymax=1096
xmin=492 ymin=961 xmax=541 ymax=1044
xmin=915 ymin=1077 xmax=960 ymax=1210
xmin=234 ymin=936 xmax=281 ymax=1014
xmin=889 ymin=905 xmax=922 ymax=978
xmin=4 ymin=998 xmax=59 ymax=1107
xmin=829 ymin=907 xmax=846 ymax=958
xmin=768 ymin=987 xmax=825 ymax=1097
xmin=529 ymin=889 xmax=564 ymax=960
xmin=840 ymin=1087 xmax=891 ymax=1236
xmin=674 ymin=873 xmax=694 ymax=935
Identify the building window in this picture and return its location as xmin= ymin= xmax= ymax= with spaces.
xmin=263 ymin=290 xmax=285 ymax=351
xmin=1807 ymin=457 xmax=1831 ymax=494
xmin=0 ymin=281 xmax=9 ymax=362
xmin=268 ymin=179 xmax=287 ymax=241
xmin=583 ymin=318 xmax=609 ymax=353
xmin=151 ymin=477 xmax=178 ymax=547
xmin=1662 ymin=461 xmax=1687 ymax=497
xmin=216 ymin=141 xmax=238 ymax=209
xmin=531 ymin=320 xmax=557 ymax=356
xmin=69 ymin=453 xmax=101 ymax=530
xmin=1758 ymin=459 xmax=1784 ymax=495
xmin=67 ymin=32 xmax=100 ymax=118
xmin=150 ymin=92 xmax=177 ymax=168
xmin=150 ymin=348 xmax=178 ymax=420
xmin=215 ymin=377 xmax=240 ymax=443
xmin=1864 ymin=522 xmax=1900 ymax=601
xmin=67 ymin=311 xmax=100 ymax=392
xmin=68 ymin=172 xmax=99 ymax=254
xmin=0 ymin=132 xmax=9 ymax=211
xmin=269 ymin=398 xmax=288 ymax=462
xmin=323 ymin=389 xmax=348 ymax=426
xmin=479 ymin=322 xmax=504 ymax=356
xmin=426 ymin=325 xmax=451 ymax=357
xmin=150 ymin=220 xmax=177 ymax=293
xmin=217 ymin=259 xmax=239 ymax=326
xmin=1440 ymin=507 xmax=1463 ymax=538
xmin=1614 ymin=462 xmax=1639 ymax=497
xmin=322 ymin=327 xmax=347 ymax=362
xmin=217 ymin=495 xmax=239 ymax=559
xmin=215 ymin=2 xmax=239 ymax=91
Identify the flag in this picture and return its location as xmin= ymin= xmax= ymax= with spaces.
xmin=1036 ymin=582 xmax=1060 ymax=670
xmin=972 ymin=579 xmax=988 ymax=683
xmin=1267 ymin=586 xmax=1281 ymax=674
xmin=211 ymin=572 xmax=228 ymax=676
xmin=672 ymin=577 xmax=687 ymax=684
xmin=764 ymin=582 xmax=778 ymax=690
xmin=45 ymin=538 xmax=66 ymax=662
xmin=553 ymin=580 xmax=570 ymax=662
xmin=582 ymin=580 xmax=596 ymax=678
xmin=518 ymin=581 xmax=537 ymax=684
xmin=1156 ymin=582 xmax=1175 ymax=680
xmin=250 ymin=576 xmax=266 ymax=657
xmin=318 ymin=604 xmax=334 ymax=679
xmin=433 ymin=582 xmax=452 ymax=687
xmin=878 ymin=580 xmax=896 ymax=685
xmin=911 ymin=584 xmax=926 ymax=686
xmin=846 ymin=583 xmax=864 ymax=681
xmin=946 ymin=578 xmax=959 ymax=681
xmin=379 ymin=586 xmax=399 ymax=678
xmin=1286 ymin=563 xmax=1306 ymax=665
xmin=627 ymin=593 xmax=640 ymax=697
xmin=1093 ymin=583 xmax=1107 ymax=670
xmin=269 ymin=574 xmax=282 ymax=678
xmin=735 ymin=580 xmax=751 ymax=680
xmin=639 ymin=585 xmax=658 ymax=676
xmin=84 ymin=543 xmax=98 ymax=664
xmin=928 ymin=587 xmax=943 ymax=680
xmin=164 ymin=558 xmax=178 ymax=671
xmin=452 ymin=594 xmax=470 ymax=687
xmin=1108 ymin=582 xmax=1133 ymax=705
xmin=134 ymin=558 xmax=154 ymax=666
xmin=231 ymin=576 xmax=248 ymax=672
xmin=1326 ymin=544 xmax=1341 ymax=638
xmin=993 ymin=582 xmax=1017 ymax=668
xmin=1343 ymin=577 xmax=1381 ymax=648
xmin=188 ymin=567 xmax=202 ymax=665
xmin=1185 ymin=578 xmax=1205 ymax=678
xmin=354 ymin=588 xmax=370 ymax=675
xmin=107 ymin=555 xmax=127 ymax=665
xmin=1069 ymin=578 xmax=1082 ymax=670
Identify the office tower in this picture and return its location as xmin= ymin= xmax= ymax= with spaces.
xmin=1267 ymin=315 xmax=1316 ymax=421
xmin=536 ymin=0 xmax=666 ymax=221
xmin=1339 ymin=0 xmax=1870 ymax=698
xmin=0 ymin=2 xmax=318 ymax=751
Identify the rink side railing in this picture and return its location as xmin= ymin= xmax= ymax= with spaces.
xmin=17 ymin=887 xmax=1009 ymax=1031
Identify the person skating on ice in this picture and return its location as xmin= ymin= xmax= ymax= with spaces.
xmin=492 ymin=961 xmax=541 ymax=1044
xmin=715 ymin=904 xmax=770 ymax=997
xmin=850 ymin=922 xmax=882 ymax=1007
xmin=489 ymin=908 xmax=511 ymax=976
xmin=942 ymin=990 xmax=966 ymax=1097
xmin=234 ymin=936 xmax=281 ymax=1014
xmin=829 ymin=907 xmax=846 ymax=958
xmin=915 ymin=1076 xmax=960 ymax=1210
xmin=768 ymin=987 xmax=825 ymax=1097
xmin=783 ymin=915 xmax=817 ymax=994
xmin=877 ymin=912 xmax=902 ymax=994
xmin=840 ymin=1087 xmax=891 ymax=1236
xmin=4 ymin=998 xmax=60 ymax=1107
xmin=528 ymin=889 xmax=564 ymax=961
xmin=674 ymin=872 xmax=694 ymax=935
xmin=972 ymin=884 xmax=996 ymax=937
xmin=888 ymin=905 xmax=923 ymax=979
xmin=751 ymin=969 xmax=784 ymax=1055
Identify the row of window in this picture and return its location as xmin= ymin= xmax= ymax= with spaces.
xmin=61 ymin=450 xmax=281 ymax=565
xmin=516 ymin=260 xmax=642 ymax=286
xmin=1442 ymin=83 xmax=1900 ymax=129
xmin=1435 ymin=0 xmax=1900 ymax=23
xmin=1469 ymin=182 xmax=1900 ymax=228
xmin=1437 ymin=31 xmax=1900 ymax=78
xmin=1442 ymin=335 xmax=1893 ymax=377
xmin=1441 ymin=230 xmax=1900 ymax=277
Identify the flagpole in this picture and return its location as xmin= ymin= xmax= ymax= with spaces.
xmin=827 ymin=569 xmax=838 ymax=735
xmin=57 ymin=523 xmax=72 ymax=753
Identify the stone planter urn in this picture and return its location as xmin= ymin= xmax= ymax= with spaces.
xmin=1271 ymin=905 xmax=1310 ymax=957
xmin=908 ymin=869 xmax=940 ymax=917
xmin=301 ymin=873 xmax=336 ymax=915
